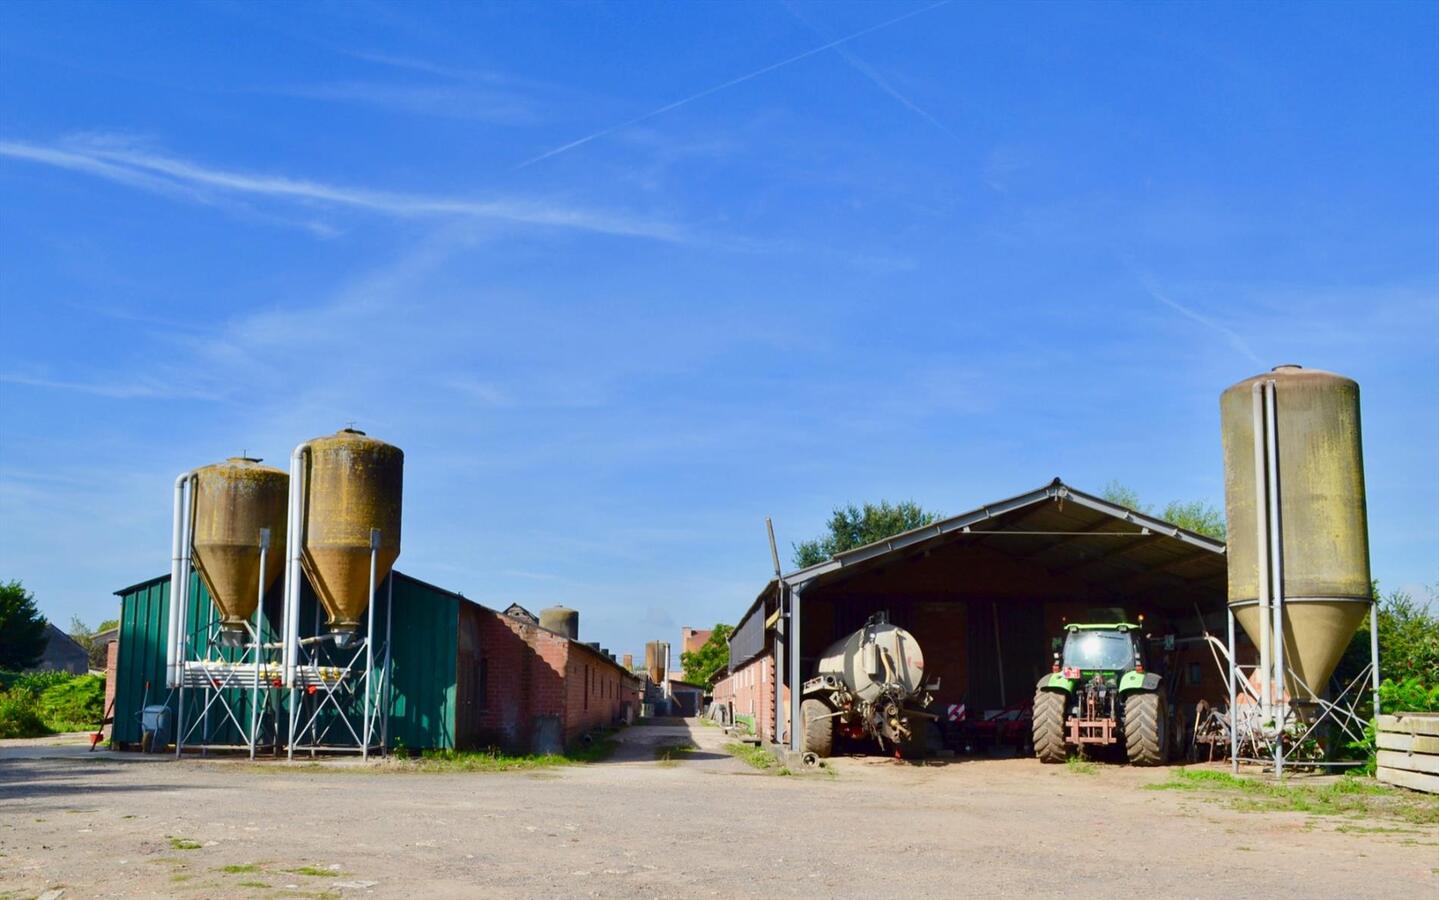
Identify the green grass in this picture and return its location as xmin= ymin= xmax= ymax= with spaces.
xmin=1065 ymin=755 xmax=1098 ymax=775
xmin=289 ymin=866 xmax=340 ymax=877
xmin=724 ymin=741 xmax=778 ymax=771
xmin=220 ymin=864 xmax=261 ymax=874
xmin=408 ymin=737 xmax=618 ymax=772
xmin=1148 ymin=768 xmax=1439 ymax=825
xmin=168 ymin=837 xmax=203 ymax=851
xmin=237 ymin=881 xmax=270 ymax=889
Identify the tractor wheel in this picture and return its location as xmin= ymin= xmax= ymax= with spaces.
xmin=1124 ymin=690 xmax=1168 ymax=766
xmin=1032 ymin=689 xmax=1067 ymax=764
xmin=801 ymin=699 xmax=835 ymax=758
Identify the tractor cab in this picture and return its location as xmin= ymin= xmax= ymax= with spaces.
xmin=1057 ymin=622 xmax=1144 ymax=680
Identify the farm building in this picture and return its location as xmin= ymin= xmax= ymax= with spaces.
xmin=110 ymin=570 xmax=638 ymax=755
xmin=713 ymin=479 xmax=1241 ymax=754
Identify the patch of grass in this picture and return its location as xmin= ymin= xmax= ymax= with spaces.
xmin=724 ymin=741 xmax=777 ymax=771
xmin=1065 ymin=755 xmax=1098 ymax=775
xmin=168 ymin=837 xmax=203 ymax=851
xmin=1334 ymin=823 xmax=1420 ymax=835
xmin=653 ymin=741 xmax=699 ymax=764
xmin=1148 ymin=768 xmax=1439 ymax=825
xmin=220 ymin=863 xmax=261 ymax=873
xmin=409 ymin=737 xmax=618 ymax=773
xmin=170 ymin=873 xmax=193 ymax=883
xmin=237 ymin=881 xmax=270 ymax=889
xmin=288 ymin=865 xmax=340 ymax=877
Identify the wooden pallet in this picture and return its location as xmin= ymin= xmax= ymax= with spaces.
xmin=1376 ymin=713 xmax=1439 ymax=795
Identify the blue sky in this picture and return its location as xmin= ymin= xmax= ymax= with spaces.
xmin=1 ymin=0 xmax=1435 ymax=656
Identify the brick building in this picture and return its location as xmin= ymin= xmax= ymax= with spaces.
xmin=462 ymin=605 xmax=641 ymax=753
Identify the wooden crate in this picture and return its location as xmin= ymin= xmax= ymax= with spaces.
xmin=1375 ymin=712 xmax=1439 ymax=794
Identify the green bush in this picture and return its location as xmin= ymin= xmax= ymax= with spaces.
xmin=38 ymin=674 xmax=104 ymax=730
xmin=0 ymin=687 xmax=52 ymax=739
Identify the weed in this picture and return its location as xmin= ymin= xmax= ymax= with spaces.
xmin=170 ymin=873 xmax=193 ymax=883
xmin=653 ymin=741 xmax=698 ymax=764
xmin=168 ymin=837 xmax=202 ymax=851
xmin=220 ymin=864 xmax=261 ymax=873
xmin=237 ymin=881 xmax=270 ymax=888
xmin=289 ymin=865 xmax=341 ymax=877
xmin=1065 ymin=755 xmax=1098 ymax=775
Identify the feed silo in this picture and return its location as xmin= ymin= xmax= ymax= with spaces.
xmin=282 ymin=428 xmax=404 ymax=759
xmin=1220 ymin=365 xmax=1376 ymax=772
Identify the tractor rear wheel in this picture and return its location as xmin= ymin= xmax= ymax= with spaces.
xmin=1032 ymin=689 xmax=1067 ymax=763
xmin=801 ymin=699 xmax=835 ymax=758
xmin=1124 ymin=690 xmax=1168 ymax=766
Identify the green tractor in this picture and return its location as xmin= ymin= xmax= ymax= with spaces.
xmin=1032 ymin=620 xmax=1168 ymax=766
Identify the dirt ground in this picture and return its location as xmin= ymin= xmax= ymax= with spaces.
xmin=2 ymin=722 xmax=1432 ymax=899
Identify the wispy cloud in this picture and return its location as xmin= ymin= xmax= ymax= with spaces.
xmin=0 ymin=372 xmax=224 ymax=400
xmin=514 ymin=0 xmax=952 ymax=169
xmin=1127 ymin=262 xmax=1263 ymax=364
xmin=0 ymin=136 xmax=681 ymax=240
xmin=272 ymin=81 xmax=540 ymax=125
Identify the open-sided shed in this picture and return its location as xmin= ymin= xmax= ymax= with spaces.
xmin=723 ymin=479 xmax=1234 ymax=751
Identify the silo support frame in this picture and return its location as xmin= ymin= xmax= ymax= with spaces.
xmin=284 ymin=560 xmax=392 ymax=759
xmin=174 ymin=525 xmax=282 ymax=759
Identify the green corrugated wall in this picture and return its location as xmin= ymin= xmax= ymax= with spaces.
xmin=113 ymin=570 xmax=459 ymax=751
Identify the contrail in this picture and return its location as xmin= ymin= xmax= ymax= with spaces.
xmin=514 ymin=0 xmax=952 ymax=170
xmin=1128 ymin=263 xmax=1263 ymax=365
xmin=783 ymin=0 xmax=962 ymax=143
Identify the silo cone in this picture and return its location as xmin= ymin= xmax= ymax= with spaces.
xmin=1220 ymin=365 xmax=1371 ymax=698
xmin=190 ymin=458 xmax=288 ymax=647
xmin=300 ymin=429 xmax=403 ymax=647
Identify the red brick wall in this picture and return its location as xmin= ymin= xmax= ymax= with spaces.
xmin=103 ymin=640 xmax=118 ymax=740
xmin=462 ymin=609 xmax=635 ymax=753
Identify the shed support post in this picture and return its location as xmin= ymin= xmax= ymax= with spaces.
xmin=773 ymin=586 xmax=784 ymax=745
xmin=789 ymin=585 xmax=803 ymax=752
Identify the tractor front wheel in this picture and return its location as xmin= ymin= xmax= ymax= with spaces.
xmin=801 ymin=699 xmax=835 ymax=758
xmin=1032 ymin=689 xmax=1067 ymax=764
xmin=1124 ymin=690 xmax=1168 ymax=766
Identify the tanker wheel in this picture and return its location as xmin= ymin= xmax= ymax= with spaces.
xmin=1032 ymin=690 xmax=1068 ymax=764
xmin=898 ymin=721 xmax=933 ymax=760
xmin=801 ymin=699 xmax=834 ymax=758
xmin=1124 ymin=690 xmax=1168 ymax=766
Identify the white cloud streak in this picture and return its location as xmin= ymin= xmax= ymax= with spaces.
xmin=513 ymin=0 xmax=952 ymax=169
xmin=0 ymin=138 xmax=681 ymax=241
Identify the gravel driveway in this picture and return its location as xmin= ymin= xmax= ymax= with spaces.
xmin=2 ymin=722 xmax=1429 ymax=898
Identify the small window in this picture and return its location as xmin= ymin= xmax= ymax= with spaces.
xmin=584 ymin=665 xmax=590 ymax=710
xmin=475 ymin=658 xmax=489 ymax=711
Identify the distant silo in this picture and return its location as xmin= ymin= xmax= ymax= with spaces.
xmin=540 ymin=606 xmax=579 ymax=640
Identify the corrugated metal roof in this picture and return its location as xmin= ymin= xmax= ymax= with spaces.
xmin=729 ymin=478 xmax=1228 ymax=668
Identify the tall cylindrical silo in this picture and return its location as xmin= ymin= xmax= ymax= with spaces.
xmin=1221 ymin=365 xmax=1371 ymax=697
xmin=540 ymin=606 xmax=579 ymax=640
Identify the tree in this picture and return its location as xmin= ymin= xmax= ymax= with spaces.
xmin=1336 ymin=583 xmax=1439 ymax=688
xmin=793 ymin=500 xmax=942 ymax=568
xmin=0 ymin=580 xmax=48 ymax=671
xmin=680 ymin=624 xmax=734 ymax=687
xmin=69 ymin=617 xmax=118 ymax=671
xmin=1101 ymin=481 xmax=1226 ymax=540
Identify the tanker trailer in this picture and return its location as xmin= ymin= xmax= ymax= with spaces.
xmin=799 ymin=613 xmax=938 ymax=758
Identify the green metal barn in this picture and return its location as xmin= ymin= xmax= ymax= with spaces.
xmin=112 ymin=571 xmax=464 ymax=751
